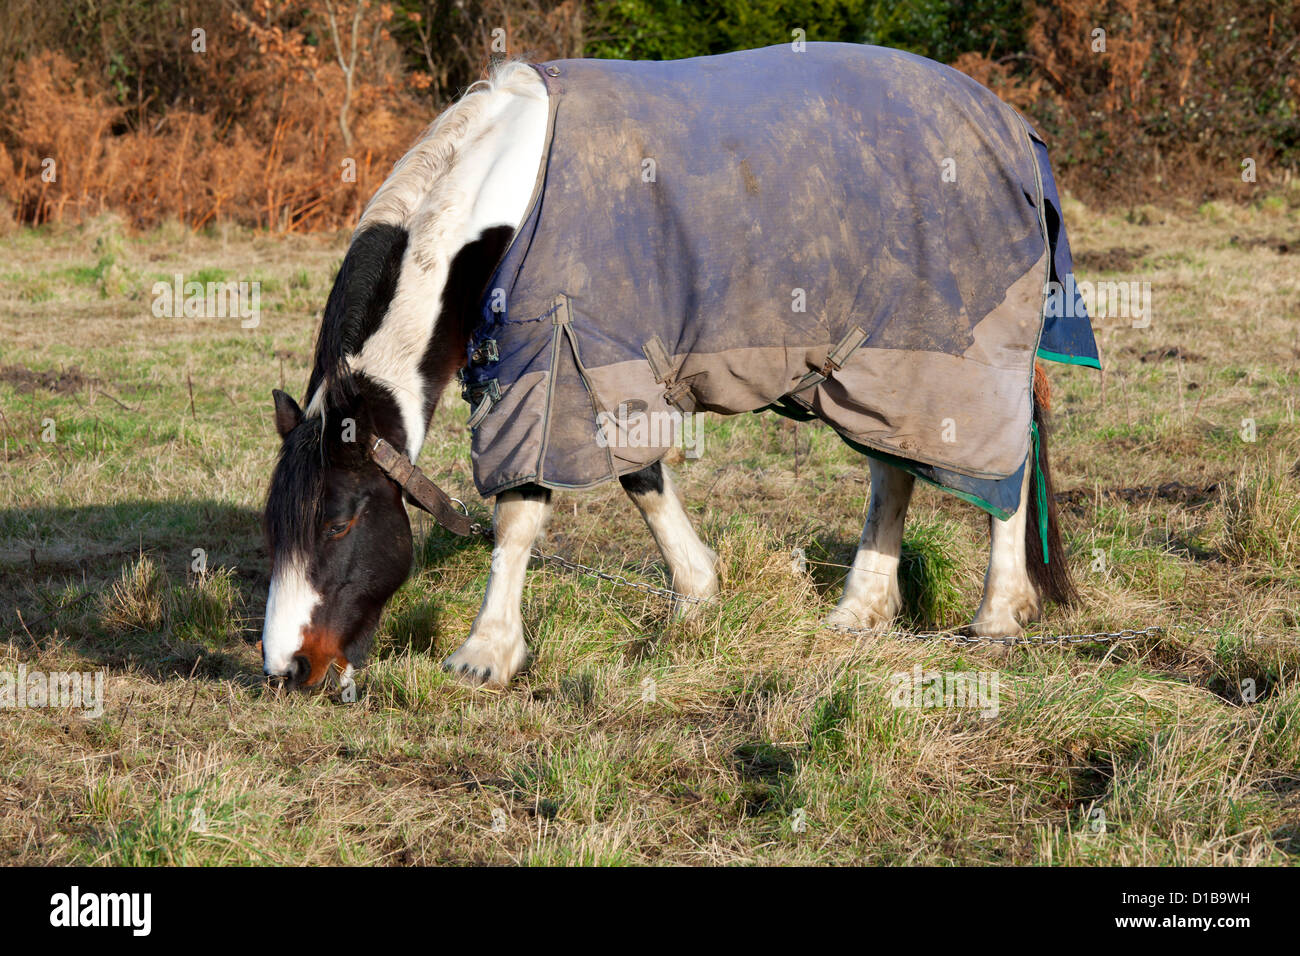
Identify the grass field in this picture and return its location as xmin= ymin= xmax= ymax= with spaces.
xmin=1 ymin=198 xmax=1298 ymax=866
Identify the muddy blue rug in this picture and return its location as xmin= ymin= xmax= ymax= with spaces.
xmin=463 ymin=42 xmax=1099 ymax=516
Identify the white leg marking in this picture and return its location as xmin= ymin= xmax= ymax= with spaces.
xmin=970 ymin=461 xmax=1041 ymax=636
xmin=622 ymin=464 xmax=719 ymax=617
xmin=444 ymin=490 xmax=550 ymax=687
xmin=827 ymin=459 xmax=914 ymax=630
xmin=261 ymin=557 xmax=320 ymax=676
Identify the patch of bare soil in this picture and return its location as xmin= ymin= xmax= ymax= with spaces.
xmin=1055 ymin=480 xmax=1221 ymax=512
xmin=0 ymin=363 xmax=98 ymax=395
xmin=1138 ymin=346 xmax=1206 ymax=363
xmin=1228 ymin=234 xmax=1296 ymax=254
xmin=1074 ymin=245 xmax=1151 ymax=272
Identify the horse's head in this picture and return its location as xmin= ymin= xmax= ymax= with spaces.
xmin=260 ymin=384 xmax=413 ymax=688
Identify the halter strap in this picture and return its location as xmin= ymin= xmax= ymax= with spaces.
xmin=370 ymin=437 xmax=476 ymax=537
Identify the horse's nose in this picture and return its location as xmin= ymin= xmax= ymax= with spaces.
xmin=285 ymin=655 xmax=309 ymax=688
xmin=264 ymin=655 xmax=308 ymax=688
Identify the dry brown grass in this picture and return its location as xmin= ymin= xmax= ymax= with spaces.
xmin=0 ymin=199 xmax=1298 ymax=865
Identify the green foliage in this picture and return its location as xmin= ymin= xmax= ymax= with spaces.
xmin=5 ymin=1 xmax=1296 ymax=212
xmin=101 ymin=787 xmax=244 ymax=866
xmin=585 ymin=0 xmax=1028 ymax=62
xmin=898 ymin=518 xmax=966 ymax=627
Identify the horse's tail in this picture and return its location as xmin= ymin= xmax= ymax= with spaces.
xmin=1026 ymin=362 xmax=1076 ymax=605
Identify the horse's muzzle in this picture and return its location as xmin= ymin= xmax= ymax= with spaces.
xmin=265 ymin=654 xmax=310 ymax=690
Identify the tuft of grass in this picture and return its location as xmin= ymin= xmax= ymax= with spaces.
xmin=171 ymin=568 xmax=243 ymax=648
xmin=92 ymin=229 xmax=130 ymax=298
xmin=95 ymin=783 xmax=252 ymax=866
xmin=898 ymin=517 xmax=967 ymax=627
xmin=99 ymin=555 xmax=166 ymax=633
xmin=1218 ymin=450 xmax=1300 ymax=570
xmin=808 ymin=682 xmax=856 ymax=757
xmin=1256 ymin=195 xmax=1287 ymax=217
xmin=20 ymin=277 xmax=55 ymax=302
xmin=97 ymin=556 xmax=244 ymax=646
xmin=1198 ymin=200 xmax=1232 ymax=221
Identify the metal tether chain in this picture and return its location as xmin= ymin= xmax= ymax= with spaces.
xmin=464 ymin=516 xmax=707 ymax=606
xmin=531 ymin=549 xmax=707 ymax=604
xmin=458 ymin=518 xmax=1281 ymax=647
xmin=530 ymin=548 xmax=1194 ymax=645
xmin=823 ymin=622 xmax=1167 ymax=647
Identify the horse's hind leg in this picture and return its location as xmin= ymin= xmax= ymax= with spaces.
xmin=827 ymin=458 xmax=914 ymax=630
xmin=619 ymin=461 xmax=719 ymax=616
xmin=444 ymin=485 xmax=551 ymax=688
xmin=970 ymin=462 xmax=1041 ymax=636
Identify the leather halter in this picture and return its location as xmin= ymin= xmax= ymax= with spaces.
xmin=369 ymin=437 xmax=476 ymax=537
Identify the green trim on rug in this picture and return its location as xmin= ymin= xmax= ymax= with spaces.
xmin=1031 ymin=420 xmax=1049 ymax=563
xmin=759 ymin=398 xmax=1017 ymax=521
xmin=847 ymin=438 xmax=1012 ymax=520
xmin=1036 ymin=347 xmax=1102 ymax=369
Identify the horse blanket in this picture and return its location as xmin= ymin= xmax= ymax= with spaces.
xmin=463 ymin=43 xmax=1099 ymax=516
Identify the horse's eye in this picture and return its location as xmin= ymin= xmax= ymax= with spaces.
xmin=324 ymin=519 xmax=353 ymax=539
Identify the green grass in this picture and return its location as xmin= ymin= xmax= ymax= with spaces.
xmin=1 ymin=204 xmax=1298 ymax=865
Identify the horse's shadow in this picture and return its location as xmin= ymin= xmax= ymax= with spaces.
xmin=374 ymin=516 xmax=498 ymax=661
xmin=3 ymin=502 xmax=957 ymax=683
xmin=0 ymin=500 xmax=483 ymax=684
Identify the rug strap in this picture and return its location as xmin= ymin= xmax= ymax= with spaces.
xmin=642 ymin=334 xmax=697 ymax=411
xmin=642 ymin=335 xmax=675 ymax=384
xmin=789 ymin=325 xmax=867 ymax=401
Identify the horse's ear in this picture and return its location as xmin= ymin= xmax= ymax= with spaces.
xmin=272 ymin=389 xmax=303 ymax=439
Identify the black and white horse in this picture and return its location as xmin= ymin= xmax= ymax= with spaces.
xmin=261 ymin=60 xmax=1073 ymax=690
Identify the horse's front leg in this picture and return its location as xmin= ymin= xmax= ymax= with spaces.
xmin=826 ymin=458 xmax=914 ymax=629
xmin=619 ymin=461 xmax=718 ymax=616
xmin=444 ymin=485 xmax=551 ymax=687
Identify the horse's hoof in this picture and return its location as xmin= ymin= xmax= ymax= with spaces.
xmin=970 ymin=588 xmax=1041 ymax=638
xmin=443 ymin=633 xmax=527 ymax=688
xmin=824 ymin=604 xmax=896 ymax=633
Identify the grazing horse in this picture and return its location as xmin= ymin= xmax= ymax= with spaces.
xmin=261 ymin=44 xmax=1098 ymax=690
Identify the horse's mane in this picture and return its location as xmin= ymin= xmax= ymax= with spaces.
xmin=305 ymin=222 xmax=408 ymax=416
xmin=358 ymin=60 xmax=545 ymax=230
xmin=265 ymin=413 xmax=326 ymax=559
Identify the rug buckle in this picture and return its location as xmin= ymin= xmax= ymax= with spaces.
xmin=470 ymin=339 xmax=499 ymax=365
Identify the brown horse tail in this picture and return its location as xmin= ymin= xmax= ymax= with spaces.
xmin=1026 ymin=362 xmax=1077 ymax=606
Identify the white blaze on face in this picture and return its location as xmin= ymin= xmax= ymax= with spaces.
xmin=262 ymin=557 xmax=322 ymax=675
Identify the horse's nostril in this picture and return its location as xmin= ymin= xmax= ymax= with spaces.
xmin=288 ymin=655 xmax=310 ymax=687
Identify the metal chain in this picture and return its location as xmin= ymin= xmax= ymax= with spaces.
xmin=464 ymin=519 xmax=1288 ymax=647
xmin=466 ymin=519 xmax=706 ymax=604
xmin=822 ymin=621 xmax=1167 ymax=646
xmin=530 ymin=548 xmax=708 ymax=604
